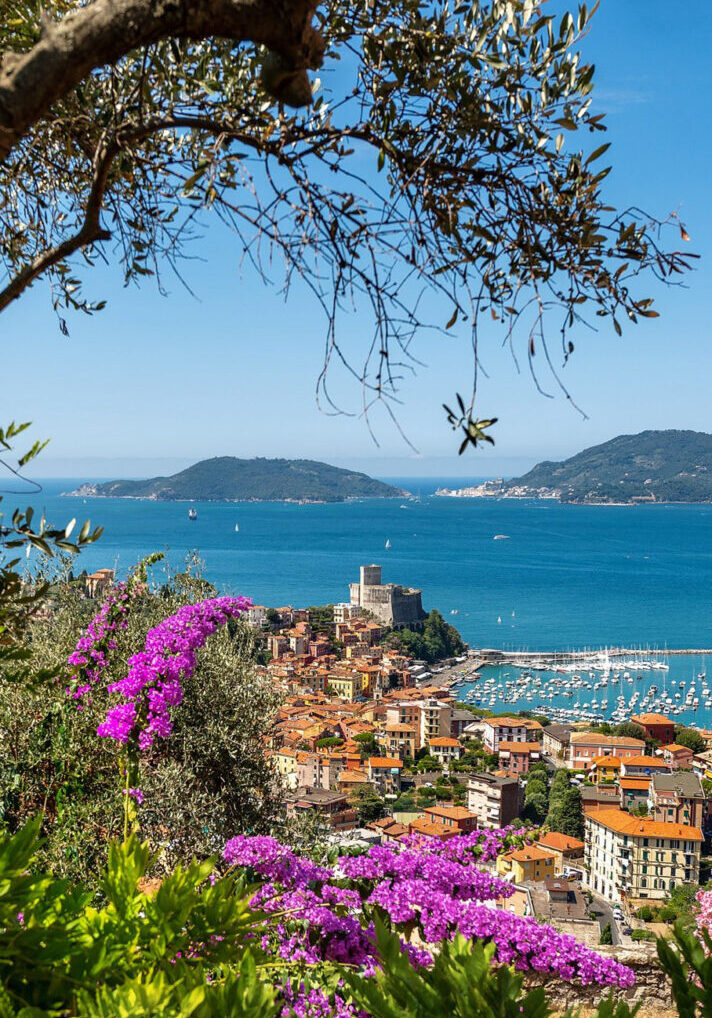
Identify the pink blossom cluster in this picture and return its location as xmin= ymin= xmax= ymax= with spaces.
xmin=66 ymin=582 xmax=135 ymax=704
xmin=696 ymin=889 xmax=712 ymax=939
xmin=280 ymin=981 xmax=365 ymax=1018
xmin=223 ymin=829 xmax=635 ymax=990
xmin=97 ymin=595 xmax=251 ymax=750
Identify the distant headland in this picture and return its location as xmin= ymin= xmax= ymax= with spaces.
xmin=66 ymin=456 xmax=408 ymax=504
xmin=435 ymin=430 xmax=712 ymax=505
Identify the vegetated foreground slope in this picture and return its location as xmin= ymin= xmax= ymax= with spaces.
xmin=507 ymin=430 xmax=712 ymax=503
xmin=73 ymin=457 xmax=407 ymax=502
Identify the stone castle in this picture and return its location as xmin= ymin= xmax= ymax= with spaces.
xmin=349 ymin=564 xmax=426 ymax=629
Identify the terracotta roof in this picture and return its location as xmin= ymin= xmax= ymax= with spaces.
xmin=338 ymin=770 xmax=368 ymax=783
xmin=368 ymin=756 xmax=404 ymax=769
xmin=428 ymin=737 xmax=461 ymax=747
xmin=588 ymin=808 xmax=703 ymax=841
xmin=385 ymin=724 xmax=417 ymax=733
xmin=592 ymin=755 xmax=621 ymax=767
xmin=408 ymin=818 xmax=460 ymax=840
xmin=570 ymin=733 xmax=645 ymax=747
xmin=424 ymin=805 xmax=476 ymax=821
xmin=623 ymin=755 xmax=670 ymax=767
xmin=499 ymin=741 xmax=540 ymax=753
xmin=538 ymin=831 xmax=585 ymax=852
xmin=667 ymin=744 xmax=693 ymax=755
xmin=504 ymin=845 xmax=557 ymax=864
xmin=631 ymin=713 xmax=674 ymax=725
xmin=619 ymin=777 xmax=651 ymax=790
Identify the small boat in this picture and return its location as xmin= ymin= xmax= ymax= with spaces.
xmin=188 ymin=508 xmax=198 ymax=520
xmin=497 ymin=616 xmax=502 ymax=624
xmin=493 ymin=534 xmax=510 ymax=540
xmin=450 ymin=609 xmax=459 ymax=615
xmin=234 ymin=523 xmax=239 ymax=533
xmin=385 ymin=538 xmax=391 ymax=550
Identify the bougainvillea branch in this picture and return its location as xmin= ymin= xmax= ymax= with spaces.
xmin=223 ymin=830 xmax=635 ymax=992
xmin=96 ymin=595 xmax=251 ymax=750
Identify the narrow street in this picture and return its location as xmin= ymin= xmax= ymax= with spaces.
xmin=589 ymin=892 xmax=620 ymax=946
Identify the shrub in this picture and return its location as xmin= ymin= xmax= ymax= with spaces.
xmin=631 ymin=929 xmax=656 ymax=942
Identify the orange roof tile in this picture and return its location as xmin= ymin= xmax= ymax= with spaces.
xmin=424 ymin=806 xmax=476 ymax=821
xmin=338 ymin=770 xmax=368 ymax=783
xmin=428 ymin=737 xmax=461 ymax=747
xmin=623 ymin=755 xmax=669 ymax=767
xmin=538 ymin=832 xmax=585 ymax=852
xmin=504 ymin=845 xmax=557 ymax=864
xmin=570 ymin=733 xmax=645 ymax=747
xmin=499 ymin=741 xmax=540 ymax=753
xmin=592 ymin=755 xmax=622 ymax=766
xmin=667 ymin=744 xmax=693 ymax=755
xmin=368 ymin=756 xmax=404 ymax=769
xmin=408 ymin=818 xmax=460 ymax=840
xmin=589 ymin=808 xmax=703 ymax=841
xmin=631 ymin=713 xmax=674 ymax=725
xmin=619 ymin=778 xmax=652 ymax=790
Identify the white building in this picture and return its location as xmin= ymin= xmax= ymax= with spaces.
xmin=246 ymin=605 xmax=267 ymax=627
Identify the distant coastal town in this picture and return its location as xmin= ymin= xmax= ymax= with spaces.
xmin=81 ymin=560 xmax=712 ymax=949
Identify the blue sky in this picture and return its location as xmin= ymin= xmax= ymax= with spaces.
xmin=3 ymin=1 xmax=710 ymax=480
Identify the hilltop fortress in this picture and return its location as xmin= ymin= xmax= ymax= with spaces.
xmin=349 ymin=564 xmax=426 ymax=629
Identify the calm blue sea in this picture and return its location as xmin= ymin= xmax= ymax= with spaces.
xmin=4 ymin=477 xmax=712 ymax=656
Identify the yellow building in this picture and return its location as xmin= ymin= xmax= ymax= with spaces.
xmin=496 ymin=845 xmax=557 ymax=884
xmin=591 ymin=755 xmax=622 ymax=785
xmin=326 ymin=675 xmax=360 ymax=702
xmin=274 ymin=747 xmax=298 ymax=789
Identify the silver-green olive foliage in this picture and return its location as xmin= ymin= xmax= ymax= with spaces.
xmin=0 ymin=0 xmax=694 ymax=424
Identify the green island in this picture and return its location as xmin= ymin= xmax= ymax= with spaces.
xmin=509 ymin=430 xmax=712 ymax=503
xmin=67 ymin=456 xmax=407 ymax=503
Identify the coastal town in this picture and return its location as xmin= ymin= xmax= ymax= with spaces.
xmin=105 ymin=560 xmax=706 ymax=951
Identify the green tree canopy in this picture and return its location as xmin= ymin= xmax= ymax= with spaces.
xmin=385 ymin=611 xmax=465 ymax=664
xmin=613 ymin=722 xmax=647 ymax=742
xmin=350 ymin=785 xmax=387 ymax=826
xmin=547 ymin=786 xmax=584 ymax=840
xmin=0 ymin=1 xmax=693 ymax=444
xmin=674 ymin=728 xmax=706 ymax=754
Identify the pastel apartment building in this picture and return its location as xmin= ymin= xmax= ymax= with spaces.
xmin=498 ymin=741 xmax=541 ymax=775
xmin=630 ymin=713 xmax=676 ymax=746
xmin=427 ymin=736 xmax=463 ymax=766
xmin=482 ymin=717 xmax=542 ymax=753
xmin=380 ymin=724 xmax=417 ymax=760
xmin=467 ymin=773 xmax=521 ymax=829
xmin=649 ymin=772 xmax=706 ymax=829
xmin=584 ymin=808 xmax=703 ymax=902
xmin=497 ymin=845 xmax=557 ymax=884
xmin=541 ymin=723 xmax=572 ymax=760
xmin=367 ymin=756 xmax=403 ymax=795
xmin=568 ymin=733 xmax=645 ymax=770
xmin=245 ymin=605 xmax=267 ymax=627
xmin=419 ymin=699 xmax=453 ymax=747
xmin=422 ymin=805 xmax=478 ymax=834
xmin=663 ymin=744 xmax=694 ymax=770
xmin=620 ymin=755 xmax=671 ymax=778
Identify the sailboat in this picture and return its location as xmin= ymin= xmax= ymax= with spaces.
xmin=385 ymin=538 xmax=391 ymax=550
xmin=234 ymin=523 xmax=239 ymax=533
xmin=188 ymin=507 xmax=198 ymax=521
